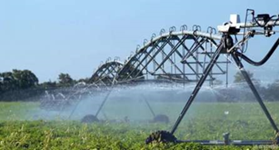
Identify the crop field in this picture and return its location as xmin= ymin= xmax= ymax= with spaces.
xmin=0 ymin=101 xmax=279 ymax=149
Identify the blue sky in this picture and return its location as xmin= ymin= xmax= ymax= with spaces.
xmin=0 ymin=0 xmax=279 ymax=83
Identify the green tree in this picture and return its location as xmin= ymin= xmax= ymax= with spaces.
xmin=234 ymin=70 xmax=254 ymax=83
xmin=40 ymin=80 xmax=57 ymax=89
xmin=12 ymin=69 xmax=39 ymax=89
xmin=0 ymin=72 xmax=16 ymax=91
xmin=0 ymin=69 xmax=38 ymax=91
xmin=58 ymin=73 xmax=74 ymax=87
xmin=78 ymin=77 xmax=90 ymax=83
xmin=265 ymin=80 xmax=279 ymax=101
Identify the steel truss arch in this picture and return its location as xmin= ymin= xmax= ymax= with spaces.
xmin=88 ymin=58 xmax=124 ymax=86
xmin=116 ymin=27 xmax=229 ymax=84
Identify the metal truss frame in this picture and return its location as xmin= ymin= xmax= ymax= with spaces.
xmin=88 ymin=58 xmax=123 ymax=86
xmin=88 ymin=26 xmax=231 ymax=125
xmin=115 ymin=27 xmax=229 ymax=85
xmin=167 ymin=28 xmax=279 ymax=145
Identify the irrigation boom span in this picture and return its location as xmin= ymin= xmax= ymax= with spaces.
xmin=75 ymin=9 xmax=279 ymax=146
xmin=87 ymin=11 xmax=279 ymax=87
xmin=41 ymin=9 xmax=279 ymax=146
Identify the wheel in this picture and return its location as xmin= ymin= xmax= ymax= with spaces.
xmin=81 ymin=114 xmax=99 ymax=123
xmin=152 ymin=114 xmax=170 ymax=124
xmin=146 ymin=130 xmax=177 ymax=144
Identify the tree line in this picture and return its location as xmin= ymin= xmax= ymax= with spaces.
xmin=0 ymin=69 xmax=279 ymax=101
xmin=0 ymin=69 xmax=87 ymax=101
xmin=215 ymin=71 xmax=279 ymax=102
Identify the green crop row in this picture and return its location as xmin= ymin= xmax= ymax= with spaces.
xmin=0 ymin=102 xmax=279 ymax=149
xmin=0 ymin=120 xmax=266 ymax=150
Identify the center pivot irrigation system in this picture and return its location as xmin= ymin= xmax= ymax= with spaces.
xmin=146 ymin=9 xmax=279 ymax=145
xmin=80 ymin=9 xmax=279 ymax=145
xmin=42 ymin=9 xmax=279 ymax=145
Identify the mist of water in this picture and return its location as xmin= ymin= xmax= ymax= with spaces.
xmin=24 ymin=81 xmax=269 ymax=123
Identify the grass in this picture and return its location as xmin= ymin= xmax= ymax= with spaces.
xmin=0 ymin=101 xmax=279 ymax=149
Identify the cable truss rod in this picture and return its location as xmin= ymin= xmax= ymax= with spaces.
xmin=186 ymin=61 xmax=229 ymax=64
xmin=170 ymin=41 xmax=225 ymax=135
xmin=153 ymin=73 xmax=225 ymax=76
xmin=136 ymin=31 xmax=222 ymax=56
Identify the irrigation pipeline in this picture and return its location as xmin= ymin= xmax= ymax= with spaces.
xmin=85 ymin=25 xmax=231 ymax=88
xmin=236 ymin=38 xmax=279 ymax=66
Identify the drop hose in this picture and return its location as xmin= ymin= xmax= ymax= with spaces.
xmin=235 ymin=38 xmax=279 ymax=66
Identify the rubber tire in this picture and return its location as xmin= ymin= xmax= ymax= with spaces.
xmin=81 ymin=114 xmax=99 ymax=123
xmin=152 ymin=114 xmax=170 ymax=124
xmin=146 ymin=130 xmax=177 ymax=144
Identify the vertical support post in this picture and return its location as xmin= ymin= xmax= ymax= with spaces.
xmin=153 ymin=50 xmax=156 ymax=73
xmin=162 ymin=52 xmax=164 ymax=70
xmin=196 ymin=46 xmax=199 ymax=81
xmin=226 ymin=54 xmax=229 ymax=88
xmin=142 ymin=96 xmax=156 ymax=117
xmin=145 ymin=55 xmax=148 ymax=79
xmin=182 ymin=44 xmax=186 ymax=85
xmin=95 ymin=87 xmax=113 ymax=117
xmin=232 ymin=53 xmax=279 ymax=133
xmin=170 ymin=42 xmax=224 ymax=134
xmin=174 ymin=51 xmax=177 ymax=74
xmin=68 ymin=94 xmax=83 ymax=119
xmin=209 ymin=40 xmax=213 ymax=86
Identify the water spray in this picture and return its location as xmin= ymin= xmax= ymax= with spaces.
xmin=37 ymin=8 xmax=279 ymax=146
xmin=146 ymin=9 xmax=279 ymax=145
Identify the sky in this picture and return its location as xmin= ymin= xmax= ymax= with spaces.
xmin=0 ymin=0 xmax=279 ymax=83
